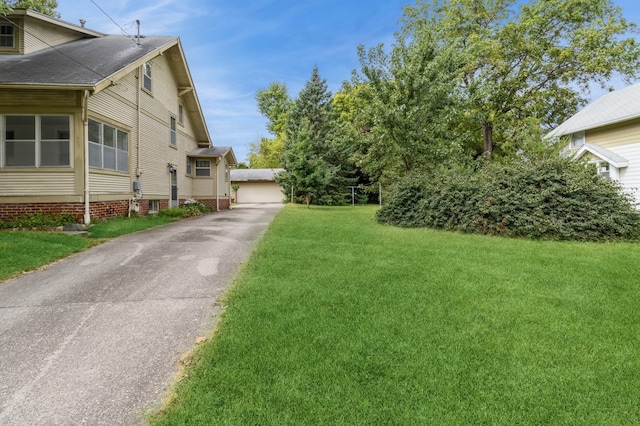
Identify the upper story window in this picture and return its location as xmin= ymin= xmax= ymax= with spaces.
xmin=170 ymin=116 xmax=177 ymax=146
xmin=2 ymin=115 xmax=70 ymax=168
xmin=0 ymin=24 xmax=14 ymax=48
xmin=570 ymin=131 xmax=585 ymax=148
xmin=142 ymin=62 xmax=152 ymax=92
xmin=88 ymin=118 xmax=129 ymax=173
xmin=178 ymin=104 xmax=184 ymax=125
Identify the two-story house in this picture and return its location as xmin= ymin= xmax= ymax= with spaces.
xmin=546 ymin=84 xmax=640 ymax=204
xmin=0 ymin=8 xmax=236 ymax=224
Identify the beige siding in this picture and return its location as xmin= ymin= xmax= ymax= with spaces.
xmin=0 ymin=172 xmax=75 ymax=195
xmin=89 ymin=172 xmax=130 ymax=194
xmin=586 ymin=118 xmax=640 ymax=148
xmin=192 ymin=177 xmax=214 ymax=198
xmin=0 ymin=90 xmax=77 ymax=110
xmin=23 ymin=19 xmax=84 ymax=53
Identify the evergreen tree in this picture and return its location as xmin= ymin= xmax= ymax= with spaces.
xmin=278 ymin=67 xmax=354 ymax=206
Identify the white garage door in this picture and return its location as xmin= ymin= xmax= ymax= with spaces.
xmin=235 ymin=182 xmax=283 ymax=203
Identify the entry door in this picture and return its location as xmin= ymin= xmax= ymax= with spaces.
xmin=170 ymin=170 xmax=178 ymax=208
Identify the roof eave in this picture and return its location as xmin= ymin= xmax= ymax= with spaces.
xmin=0 ymin=83 xmax=93 ymax=91
xmin=10 ymin=8 xmax=104 ymax=37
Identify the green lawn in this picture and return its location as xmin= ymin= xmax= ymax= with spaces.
xmin=151 ymin=205 xmax=640 ymax=425
xmin=0 ymin=215 xmax=175 ymax=282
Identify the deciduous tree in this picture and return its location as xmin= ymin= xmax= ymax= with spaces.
xmin=1 ymin=0 xmax=60 ymax=17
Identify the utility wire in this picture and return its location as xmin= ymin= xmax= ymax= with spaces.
xmin=90 ymin=0 xmax=137 ymax=43
xmin=0 ymin=15 xmax=109 ymax=80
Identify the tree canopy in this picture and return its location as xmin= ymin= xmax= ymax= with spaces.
xmin=277 ymin=67 xmax=354 ymax=206
xmin=1 ymin=0 xmax=60 ymax=17
xmin=348 ymin=0 xmax=640 ymax=181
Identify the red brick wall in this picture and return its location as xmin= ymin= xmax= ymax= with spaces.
xmin=0 ymin=197 xmax=231 ymax=224
xmin=0 ymin=200 xmax=129 ymax=224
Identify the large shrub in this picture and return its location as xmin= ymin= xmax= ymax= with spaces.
xmin=377 ymin=157 xmax=640 ymax=241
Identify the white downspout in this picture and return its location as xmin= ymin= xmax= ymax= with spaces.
xmin=82 ymin=90 xmax=91 ymax=225
xmin=215 ymin=157 xmax=220 ymax=211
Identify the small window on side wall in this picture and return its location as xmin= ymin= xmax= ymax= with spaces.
xmin=178 ymin=104 xmax=184 ymax=125
xmin=0 ymin=24 xmax=14 ymax=48
xmin=170 ymin=116 xmax=177 ymax=146
xmin=143 ymin=62 xmax=152 ymax=92
xmin=195 ymin=160 xmax=211 ymax=177
xmin=570 ymin=131 xmax=585 ymax=148
xmin=186 ymin=156 xmax=192 ymax=175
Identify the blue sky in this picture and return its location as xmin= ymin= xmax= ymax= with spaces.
xmin=55 ymin=0 xmax=640 ymax=163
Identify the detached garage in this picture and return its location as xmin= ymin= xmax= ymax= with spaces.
xmin=230 ymin=168 xmax=284 ymax=204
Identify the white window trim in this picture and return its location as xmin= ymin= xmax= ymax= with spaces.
xmin=1 ymin=114 xmax=72 ymax=168
xmin=142 ymin=62 xmax=152 ymax=93
xmin=178 ymin=104 xmax=184 ymax=126
xmin=194 ymin=159 xmax=211 ymax=177
xmin=570 ymin=131 xmax=585 ymax=148
xmin=170 ymin=115 xmax=177 ymax=146
xmin=88 ymin=118 xmax=129 ymax=173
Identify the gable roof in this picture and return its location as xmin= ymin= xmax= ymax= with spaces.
xmin=189 ymin=147 xmax=238 ymax=165
xmin=0 ymin=10 xmax=212 ymax=147
xmin=230 ymin=168 xmax=284 ymax=182
xmin=573 ymin=144 xmax=629 ymax=168
xmin=0 ymin=35 xmax=177 ymax=90
xmin=546 ymin=84 xmax=640 ymax=139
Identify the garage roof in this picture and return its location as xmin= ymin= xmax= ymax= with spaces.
xmin=230 ymin=168 xmax=284 ymax=182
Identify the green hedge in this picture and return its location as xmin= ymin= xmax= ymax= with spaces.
xmin=377 ymin=157 xmax=640 ymax=241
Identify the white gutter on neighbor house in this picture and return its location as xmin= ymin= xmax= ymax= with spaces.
xmin=82 ymin=89 xmax=91 ymax=225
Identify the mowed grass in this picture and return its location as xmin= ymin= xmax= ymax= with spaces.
xmin=0 ymin=215 xmax=175 ymax=282
xmin=152 ymin=204 xmax=640 ymax=425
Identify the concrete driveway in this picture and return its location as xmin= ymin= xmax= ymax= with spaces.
xmin=0 ymin=204 xmax=283 ymax=426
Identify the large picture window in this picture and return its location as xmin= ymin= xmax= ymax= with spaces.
xmin=3 ymin=115 xmax=70 ymax=167
xmin=88 ymin=118 xmax=128 ymax=172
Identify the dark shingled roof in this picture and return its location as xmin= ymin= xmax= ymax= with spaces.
xmin=230 ymin=168 xmax=284 ymax=182
xmin=0 ymin=35 xmax=176 ymax=87
xmin=189 ymin=146 xmax=238 ymax=165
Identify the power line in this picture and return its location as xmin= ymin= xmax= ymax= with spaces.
xmin=0 ymin=15 xmax=109 ymax=80
xmin=90 ymin=0 xmax=136 ymax=42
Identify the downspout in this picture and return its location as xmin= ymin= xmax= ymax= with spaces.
xmin=215 ymin=157 xmax=220 ymax=211
xmin=82 ymin=90 xmax=91 ymax=225
xmin=136 ymin=67 xmax=142 ymax=178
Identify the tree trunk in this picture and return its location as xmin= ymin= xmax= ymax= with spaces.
xmin=305 ymin=193 xmax=311 ymax=208
xmin=482 ymin=123 xmax=493 ymax=156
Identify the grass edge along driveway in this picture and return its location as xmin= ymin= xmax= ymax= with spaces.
xmin=152 ymin=205 xmax=640 ymax=425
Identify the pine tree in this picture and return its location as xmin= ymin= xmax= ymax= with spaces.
xmin=278 ymin=67 xmax=354 ymax=206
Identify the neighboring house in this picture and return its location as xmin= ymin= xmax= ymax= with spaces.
xmin=230 ymin=168 xmax=284 ymax=204
xmin=547 ymin=83 xmax=640 ymax=203
xmin=0 ymin=9 xmax=235 ymax=224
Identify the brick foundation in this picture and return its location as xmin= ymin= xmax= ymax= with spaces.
xmin=0 ymin=198 xmax=232 ymax=224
